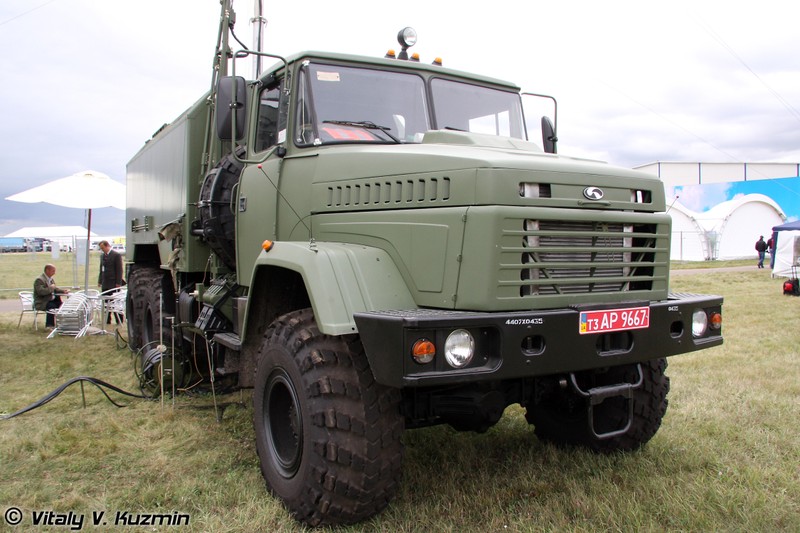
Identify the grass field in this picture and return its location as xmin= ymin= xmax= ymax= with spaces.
xmin=1 ymin=257 xmax=798 ymax=532
xmin=0 ymin=252 xmax=104 ymax=299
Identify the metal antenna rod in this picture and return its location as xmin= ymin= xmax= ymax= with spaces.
xmin=251 ymin=0 xmax=267 ymax=79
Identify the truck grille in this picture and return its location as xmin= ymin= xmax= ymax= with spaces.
xmin=512 ymin=219 xmax=661 ymax=296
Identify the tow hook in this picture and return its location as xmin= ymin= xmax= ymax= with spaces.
xmin=568 ymin=364 xmax=644 ymax=440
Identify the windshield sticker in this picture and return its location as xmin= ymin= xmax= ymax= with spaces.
xmin=321 ymin=127 xmax=377 ymax=141
xmin=316 ymin=71 xmax=341 ymax=82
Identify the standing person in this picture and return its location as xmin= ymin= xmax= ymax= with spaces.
xmin=98 ymin=240 xmax=124 ymax=324
xmin=34 ymin=264 xmax=69 ymax=328
xmin=767 ymin=234 xmax=777 ymax=270
xmin=755 ymin=235 xmax=767 ymax=269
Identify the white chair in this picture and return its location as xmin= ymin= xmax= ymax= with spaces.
xmin=47 ymin=292 xmax=94 ymax=339
xmin=71 ymin=289 xmax=100 ymax=324
xmin=98 ymin=287 xmax=126 ymax=326
xmin=17 ymin=291 xmax=39 ymax=330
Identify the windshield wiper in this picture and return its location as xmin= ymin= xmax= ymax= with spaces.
xmin=322 ymin=120 xmax=401 ymax=143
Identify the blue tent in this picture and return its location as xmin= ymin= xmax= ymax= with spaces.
xmin=772 ymin=219 xmax=800 ymax=232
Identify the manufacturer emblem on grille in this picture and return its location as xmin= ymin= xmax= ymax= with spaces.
xmin=583 ymin=186 xmax=604 ymax=200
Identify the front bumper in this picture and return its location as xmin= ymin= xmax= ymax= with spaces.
xmin=354 ymin=293 xmax=723 ymax=388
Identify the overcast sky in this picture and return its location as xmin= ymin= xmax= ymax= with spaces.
xmin=2 ymin=0 xmax=799 ymax=236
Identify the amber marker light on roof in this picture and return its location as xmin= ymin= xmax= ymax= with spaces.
xmin=432 ymin=57 xmax=443 ymax=66
xmin=411 ymin=338 xmax=435 ymax=364
xmin=262 ymin=240 xmax=274 ymax=252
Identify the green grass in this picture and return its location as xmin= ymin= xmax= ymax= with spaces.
xmin=1 ymin=262 xmax=799 ymax=531
xmin=0 ymin=251 xmax=105 ymax=299
xmin=669 ymin=258 xmax=755 ymax=270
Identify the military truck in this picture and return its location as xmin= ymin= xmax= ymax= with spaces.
xmin=125 ymin=2 xmax=723 ymax=526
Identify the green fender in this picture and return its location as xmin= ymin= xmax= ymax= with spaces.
xmin=249 ymin=241 xmax=416 ymax=335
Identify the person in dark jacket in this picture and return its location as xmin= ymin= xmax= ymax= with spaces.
xmin=34 ymin=264 xmax=68 ymax=327
xmin=755 ymin=235 xmax=767 ymax=269
xmin=98 ymin=240 xmax=124 ymax=323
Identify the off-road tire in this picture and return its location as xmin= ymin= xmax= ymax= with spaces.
xmin=197 ymin=146 xmax=245 ymax=270
xmin=527 ymin=358 xmax=669 ymax=453
xmin=253 ymin=308 xmax=404 ymax=526
xmin=127 ymin=266 xmax=172 ymax=352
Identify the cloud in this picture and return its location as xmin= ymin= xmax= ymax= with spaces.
xmin=2 ymin=0 xmax=800 ymax=236
xmin=673 ymin=183 xmax=733 ymax=212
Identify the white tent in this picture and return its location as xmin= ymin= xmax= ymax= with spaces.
xmin=4 ymin=226 xmax=98 ymax=249
xmin=668 ymin=201 xmax=708 ymax=261
xmin=666 ymin=193 xmax=786 ymax=261
xmin=693 ymin=194 xmax=785 ymax=260
xmin=771 ymin=220 xmax=800 ymax=278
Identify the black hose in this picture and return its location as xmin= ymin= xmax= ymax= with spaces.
xmin=0 ymin=376 xmax=152 ymax=420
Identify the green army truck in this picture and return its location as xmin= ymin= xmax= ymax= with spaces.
xmin=125 ymin=2 xmax=723 ymax=527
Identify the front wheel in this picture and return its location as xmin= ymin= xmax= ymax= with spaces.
xmin=253 ymin=309 xmax=404 ymax=526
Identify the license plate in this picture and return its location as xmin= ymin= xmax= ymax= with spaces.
xmin=579 ymin=306 xmax=650 ymax=335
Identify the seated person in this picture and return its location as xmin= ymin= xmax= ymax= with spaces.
xmin=33 ymin=264 xmax=69 ymax=328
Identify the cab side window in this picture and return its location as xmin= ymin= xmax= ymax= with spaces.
xmin=255 ymin=80 xmax=285 ymax=152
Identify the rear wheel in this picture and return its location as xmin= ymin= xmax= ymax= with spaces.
xmin=127 ymin=266 xmax=173 ymax=352
xmin=527 ymin=358 xmax=670 ymax=453
xmin=253 ymin=308 xmax=404 ymax=526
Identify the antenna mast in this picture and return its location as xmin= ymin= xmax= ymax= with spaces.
xmin=251 ymin=0 xmax=267 ymax=78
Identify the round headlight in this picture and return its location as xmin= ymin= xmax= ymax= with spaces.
xmin=444 ymin=329 xmax=474 ymax=368
xmin=692 ymin=310 xmax=708 ymax=337
xmin=397 ymin=27 xmax=417 ymax=48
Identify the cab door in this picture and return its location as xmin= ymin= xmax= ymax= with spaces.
xmin=236 ymin=81 xmax=285 ymax=287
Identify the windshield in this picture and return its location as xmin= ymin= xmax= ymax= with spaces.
xmin=295 ymin=62 xmax=526 ymax=146
xmin=297 ymin=63 xmax=430 ymax=145
xmin=431 ymin=78 xmax=526 ymax=138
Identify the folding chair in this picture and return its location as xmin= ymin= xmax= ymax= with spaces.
xmin=99 ymin=287 xmax=126 ymax=326
xmin=17 ymin=291 xmax=40 ymax=330
xmin=47 ymin=292 xmax=94 ymax=339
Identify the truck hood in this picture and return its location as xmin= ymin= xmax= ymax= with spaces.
xmin=303 ymin=130 xmax=665 ymax=213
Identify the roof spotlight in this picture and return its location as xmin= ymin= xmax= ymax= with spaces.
xmin=397 ymin=27 xmax=417 ymax=60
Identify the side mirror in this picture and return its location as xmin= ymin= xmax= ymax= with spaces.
xmin=541 ymin=116 xmax=557 ymax=154
xmin=216 ymin=76 xmax=247 ymax=141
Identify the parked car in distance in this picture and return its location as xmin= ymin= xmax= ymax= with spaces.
xmin=111 ymin=243 xmax=126 ymax=254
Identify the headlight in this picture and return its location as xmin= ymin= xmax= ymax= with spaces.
xmin=397 ymin=27 xmax=417 ymax=48
xmin=444 ymin=329 xmax=474 ymax=368
xmin=692 ymin=310 xmax=708 ymax=337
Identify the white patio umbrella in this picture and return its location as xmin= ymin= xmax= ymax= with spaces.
xmin=5 ymin=170 xmax=125 ymax=290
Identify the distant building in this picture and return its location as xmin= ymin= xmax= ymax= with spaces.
xmin=635 ymin=162 xmax=798 ymax=260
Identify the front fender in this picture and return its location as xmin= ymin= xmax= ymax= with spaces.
xmin=250 ymin=241 xmax=416 ymax=335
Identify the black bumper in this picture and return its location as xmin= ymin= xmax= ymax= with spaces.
xmin=354 ymin=293 xmax=723 ymax=388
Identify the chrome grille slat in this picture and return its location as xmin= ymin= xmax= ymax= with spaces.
xmin=512 ymin=219 xmax=660 ymax=297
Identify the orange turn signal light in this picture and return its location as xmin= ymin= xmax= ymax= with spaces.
xmin=262 ymin=240 xmax=274 ymax=252
xmin=709 ymin=312 xmax=722 ymax=330
xmin=411 ymin=338 xmax=435 ymax=364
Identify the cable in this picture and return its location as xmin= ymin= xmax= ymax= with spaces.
xmin=698 ymin=20 xmax=800 ymax=125
xmin=229 ymin=24 xmax=249 ymax=51
xmin=0 ymin=0 xmax=60 ymax=27
xmin=0 ymin=376 xmax=152 ymax=421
